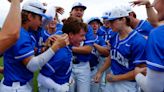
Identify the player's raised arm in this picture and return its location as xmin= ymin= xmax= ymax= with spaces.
xmin=131 ymin=0 xmax=158 ymax=27
xmin=0 ymin=0 xmax=22 ymax=54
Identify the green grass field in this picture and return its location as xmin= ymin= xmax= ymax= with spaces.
xmin=0 ymin=57 xmax=38 ymax=92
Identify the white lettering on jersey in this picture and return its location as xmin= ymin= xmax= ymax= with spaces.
xmin=111 ymin=49 xmax=129 ymax=68
xmin=38 ymin=37 xmax=44 ymax=46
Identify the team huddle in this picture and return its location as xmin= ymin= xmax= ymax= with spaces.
xmin=0 ymin=0 xmax=164 ymax=92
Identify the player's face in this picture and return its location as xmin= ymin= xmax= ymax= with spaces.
xmin=30 ymin=14 xmax=42 ymax=31
xmin=70 ymin=7 xmax=84 ymax=20
xmin=47 ymin=18 xmax=57 ymax=29
xmin=90 ymin=21 xmax=100 ymax=33
xmin=109 ymin=18 xmax=123 ymax=32
xmin=153 ymin=0 xmax=164 ymax=21
xmin=69 ymin=29 xmax=86 ymax=47
xmin=103 ymin=18 xmax=110 ymax=28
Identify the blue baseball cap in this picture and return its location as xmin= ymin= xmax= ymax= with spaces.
xmin=88 ymin=17 xmax=103 ymax=25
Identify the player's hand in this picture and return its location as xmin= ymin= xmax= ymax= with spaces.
xmin=94 ymin=71 xmax=102 ymax=83
xmin=130 ymin=0 xmax=152 ymax=7
xmin=44 ymin=36 xmax=55 ymax=47
xmin=51 ymin=34 xmax=69 ymax=49
xmin=106 ymin=73 xmax=116 ymax=82
xmin=58 ymin=83 xmax=69 ymax=92
xmin=106 ymin=40 xmax=111 ymax=50
xmin=69 ymin=76 xmax=75 ymax=86
xmin=134 ymin=67 xmax=147 ymax=76
xmin=56 ymin=7 xmax=64 ymax=15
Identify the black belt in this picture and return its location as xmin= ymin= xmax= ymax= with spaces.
xmin=3 ymin=80 xmax=26 ymax=86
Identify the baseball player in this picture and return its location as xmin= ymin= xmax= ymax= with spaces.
xmin=68 ymin=2 xmax=95 ymax=92
xmin=0 ymin=0 xmax=22 ymax=54
xmin=123 ymin=4 xmax=154 ymax=38
xmin=32 ymin=5 xmax=64 ymax=55
xmin=88 ymin=17 xmax=109 ymax=92
xmin=103 ymin=7 xmax=147 ymax=92
xmin=94 ymin=12 xmax=117 ymax=92
xmin=0 ymin=0 xmax=68 ymax=92
xmin=37 ymin=17 xmax=88 ymax=92
xmin=132 ymin=0 xmax=164 ymax=92
xmin=97 ymin=11 xmax=116 ymax=42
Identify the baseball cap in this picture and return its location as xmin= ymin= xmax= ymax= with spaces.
xmin=22 ymin=0 xmax=48 ymax=18
xmin=88 ymin=17 xmax=103 ymax=25
xmin=44 ymin=5 xmax=57 ymax=21
xmin=107 ymin=7 xmax=129 ymax=21
xmin=102 ymin=11 xmax=109 ymax=19
xmin=71 ymin=2 xmax=87 ymax=11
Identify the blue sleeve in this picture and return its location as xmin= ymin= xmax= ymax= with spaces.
xmin=97 ymin=27 xmax=105 ymax=36
xmin=84 ymin=25 xmax=95 ymax=46
xmin=146 ymin=26 xmax=164 ymax=66
xmin=131 ymin=36 xmax=146 ymax=65
xmin=14 ymin=31 xmax=34 ymax=61
xmin=137 ymin=20 xmax=154 ymax=36
xmin=98 ymin=36 xmax=107 ymax=47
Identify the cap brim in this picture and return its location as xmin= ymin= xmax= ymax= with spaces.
xmin=89 ymin=19 xmax=102 ymax=25
xmin=101 ymin=16 xmax=108 ymax=19
xmin=107 ymin=17 xmax=118 ymax=21
xmin=72 ymin=6 xmax=86 ymax=10
xmin=40 ymin=14 xmax=51 ymax=20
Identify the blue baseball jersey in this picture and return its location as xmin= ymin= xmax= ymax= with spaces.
xmin=3 ymin=27 xmax=35 ymax=84
xmin=135 ymin=20 xmax=154 ymax=36
xmin=109 ymin=30 xmax=146 ymax=75
xmin=40 ymin=46 xmax=72 ymax=84
xmin=73 ymin=25 xmax=95 ymax=62
xmin=97 ymin=26 xmax=117 ymax=41
xmin=89 ymin=35 xmax=107 ymax=67
xmin=146 ymin=25 xmax=164 ymax=72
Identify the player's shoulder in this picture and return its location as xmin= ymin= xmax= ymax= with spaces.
xmin=56 ymin=47 xmax=71 ymax=56
xmin=150 ymin=25 xmax=164 ymax=35
xmin=16 ymin=27 xmax=32 ymax=43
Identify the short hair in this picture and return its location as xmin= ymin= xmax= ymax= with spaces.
xmin=62 ymin=17 xmax=88 ymax=34
xmin=125 ymin=17 xmax=131 ymax=26
xmin=129 ymin=12 xmax=136 ymax=18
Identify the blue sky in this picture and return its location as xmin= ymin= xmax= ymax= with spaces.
xmin=0 ymin=0 xmax=154 ymax=27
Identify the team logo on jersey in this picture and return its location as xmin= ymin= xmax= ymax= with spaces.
xmin=111 ymin=49 xmax=129 ymax=68
xmin=125 ymin=43 xmax=130 ymax=47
